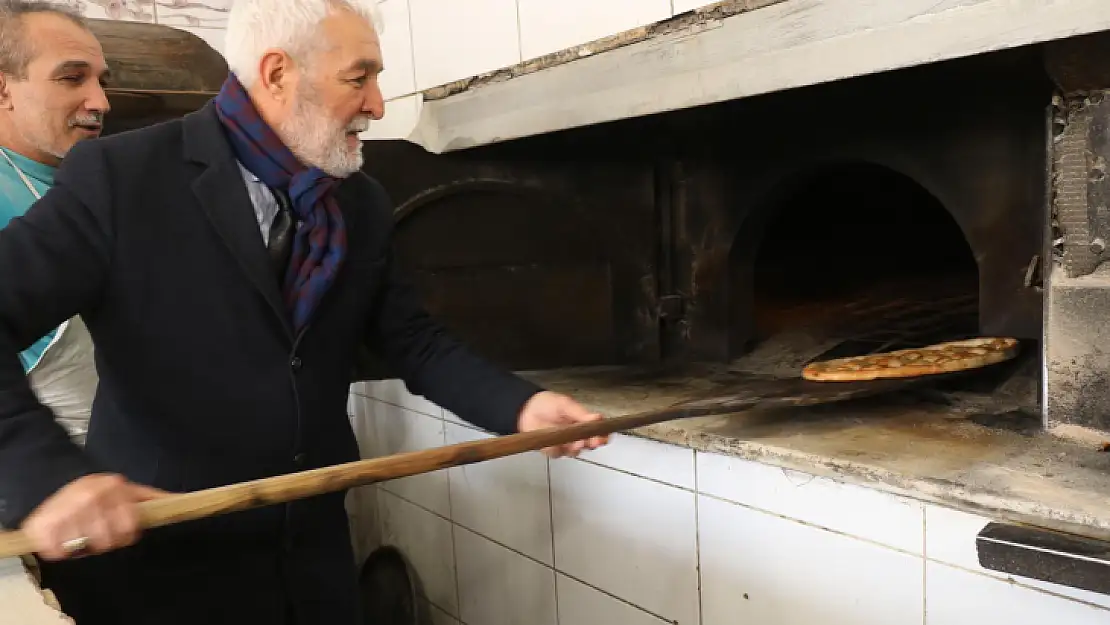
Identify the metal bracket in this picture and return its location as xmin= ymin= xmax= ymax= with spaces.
xmin=976 ymin=522 xmax=1110 ymax=596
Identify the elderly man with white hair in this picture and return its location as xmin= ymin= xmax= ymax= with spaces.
xmin=0 ymin=1 xmax=608 ymax=623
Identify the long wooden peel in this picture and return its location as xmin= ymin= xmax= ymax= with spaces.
xmin=0 ymin=393 xmax=757 ymax=560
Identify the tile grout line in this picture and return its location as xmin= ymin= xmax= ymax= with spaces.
xmin=403 ymin=0 xmax=420 ymax=93
xmin=449 ymin=522 xmax=464 ymax=623
xmin=694 ymin=451 xmax=705 ymax=625
xmin=352 ymin=390 xmax=443 ymax=420
xmin=443 ymin=409 xmax=464 ymax=622
xmin=922 ymin=506 xmax=928 ymax=625
xmin=423 ymin=594 xmax=460 ymax=624
xmin=547 ymin=456 xmax=561 ymax=625
xmin=513 ymin=0 xmax=524 ymax=65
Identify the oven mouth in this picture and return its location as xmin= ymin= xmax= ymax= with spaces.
xmin=725 ymin=161 xmax=1037 ymax=413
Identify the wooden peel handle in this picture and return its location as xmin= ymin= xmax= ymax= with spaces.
xmin=0 ymin=403 xmax=710 ymax=561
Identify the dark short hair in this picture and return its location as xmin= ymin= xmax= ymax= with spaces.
xmin=0 ymin=1 xmax=88 ymax=80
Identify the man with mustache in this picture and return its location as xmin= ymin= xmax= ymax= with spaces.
xmin=0 ymin=1 xmax=109 ymax=447
xmin=0 ymin=0 xmax=607 ymax=623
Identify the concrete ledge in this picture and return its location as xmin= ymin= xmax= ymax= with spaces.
xmin=1046 ymin=266 xmax=1110 ymax=433
xmin=409 ymin=0 xmax=1110 ymax=153
xmin=517 ymin=362 xmax=1110 ymax=545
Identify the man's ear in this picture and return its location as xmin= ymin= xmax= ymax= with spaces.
xmin=0 ymin=73 xmax=12 ymax=110
xmin=257 ymin=49 xmax=292 ymax=100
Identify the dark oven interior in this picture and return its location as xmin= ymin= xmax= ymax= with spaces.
xmin=358 ymin=45 xmax=1054 ymax=414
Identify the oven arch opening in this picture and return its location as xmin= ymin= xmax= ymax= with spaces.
xmin=727 ymin=160 xmax=980 ymax=362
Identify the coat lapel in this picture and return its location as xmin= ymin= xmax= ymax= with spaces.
xmin=182 ymin=102 xmax=292 ymax=337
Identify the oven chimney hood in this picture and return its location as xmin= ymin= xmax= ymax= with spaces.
xmin=403 ymin=0 xmax=1110 ymax=154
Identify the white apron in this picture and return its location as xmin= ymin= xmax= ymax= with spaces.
xmin=1 ymin=149 xmax=97 ymax=446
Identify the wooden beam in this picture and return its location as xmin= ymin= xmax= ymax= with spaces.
xmin=88 ymin=18 xmax=227 ymax=96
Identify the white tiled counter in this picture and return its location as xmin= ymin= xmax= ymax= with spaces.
xmin=346 ymin=379 xmax=1110 ymax=625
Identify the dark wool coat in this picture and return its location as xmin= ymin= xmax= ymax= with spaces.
xmin=0 ymin=101 xmax=542 ymax=625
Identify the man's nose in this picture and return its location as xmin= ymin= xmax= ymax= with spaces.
xmin=362 ymin=83 xmax=384 ymax=121
xmin=86 ymin=82 xmax=111 ymax=113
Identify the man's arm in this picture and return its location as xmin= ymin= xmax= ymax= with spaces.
xmin=0 ymin=140 xmax=112 ymax=527
xmin=361 ymin=181 xmax=543 ymax=436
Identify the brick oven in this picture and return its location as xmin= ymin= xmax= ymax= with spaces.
xmin=356 ymin=42 xmax=1057 ymax=423
xmin=350 ymin=24 xmax=1110 ymax=599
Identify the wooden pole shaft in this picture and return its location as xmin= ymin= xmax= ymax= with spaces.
xmin=0 ymin=402 xmax=724 ymax=561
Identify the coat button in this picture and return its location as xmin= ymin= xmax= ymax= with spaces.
xmin=290 ymin=356 xmax=302 ymax=371
xmin=293 ymin=453 xmax=306 ymax=467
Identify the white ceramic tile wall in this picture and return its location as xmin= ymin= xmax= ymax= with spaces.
xmin=443 ymin=406 xmax=500 ymax=432
xmin=550 ymin=458 xmax=700 ymax=625
xmin=556 ymin=574 xmax=671 ymax=625
xmin=361 ymin=94 xmax=423 ymax=142
xmin=442 ymin=408 xmax=465 ymax=426
xmin=156 ymin=0 xmax=233 ymax=29
xmin=346 ymin=483 xmax=381 ymax=564
xmin=377 ymin=0 xmax=418 ymax=99
xmin=697 ymin=451 xmax=925 ymax=554
xmin=578 ymin=432 xmax=695 ymax=489
xmin=424 ymin=600 xmax=460 ymax=625
xmin=348 ymin=391 xmax=374 ymax=457
xmin=346 ymin=391 xmax=377 ymax=563
xmin=672 ymin=0 xmax=719 ymax=14
xmin=358 ymin=378 xmax=442 ymax=418
xmin=367 ymin=399 xmax=451 ymax=516
xmin=358 ymin=380 xmax=1110 ymax=625
xmin=925 ymin=561 xmax=1110 ymax=624
xmin=408 ymin=0 xmax=521 ymax=90
xmin=517 ymin=0 xmax=671 ymax=61
xmin=378 ymin=489 xmax=459 ymax=617
xmin=699 ymin=494 xmax=924 ymax=625
xmin=454 ymin=525 xmax=558 ymax=625
xmin=924 ymin=504 xmax=1110 ymax=608
xmin=61 ymin=0 xmax=155 ymax=22
xmin=445 ymin=422 xmax=554 ymax=565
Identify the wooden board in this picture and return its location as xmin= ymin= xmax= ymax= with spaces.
xmin=88 ymin=19 xmax=227 ymax=94
xmin=87 ymin=19 xmax=228 ymax=123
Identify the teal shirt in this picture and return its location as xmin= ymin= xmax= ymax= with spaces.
xmin=0 ymin=147 xmax=58 ymax=373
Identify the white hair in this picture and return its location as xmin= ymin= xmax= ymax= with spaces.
xmin=224 ymin=0 xmax=383 ymax=88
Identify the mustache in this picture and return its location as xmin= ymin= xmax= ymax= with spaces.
xmin=345 ymin=116 xmax=370 ymax=133
xmin=69 ymin=112 xmax=105 ymax=128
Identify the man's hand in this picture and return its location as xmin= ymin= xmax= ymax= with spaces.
xmin=517 ymin=391 xmax=609 ymax=458
xmin=21 ymin=473 xmax=169 ymax=561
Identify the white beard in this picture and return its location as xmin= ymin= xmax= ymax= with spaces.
xmin=277 ymin=89 xmax=369 ymax=178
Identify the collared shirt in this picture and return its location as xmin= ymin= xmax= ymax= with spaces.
xmin=0 ymin=147 xmax=96 ymax=443
xmin=0 ymin=148 xmax=58 ymax=373
xmin=236 ymin=161 xmax=280 ymax=245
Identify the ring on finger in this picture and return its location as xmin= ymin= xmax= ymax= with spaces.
xmin=61 ymin=536 xmax=90 ymax=554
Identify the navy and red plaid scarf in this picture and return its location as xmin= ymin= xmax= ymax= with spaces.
xmin=213 ymin=73 xmax=347 ymax=332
